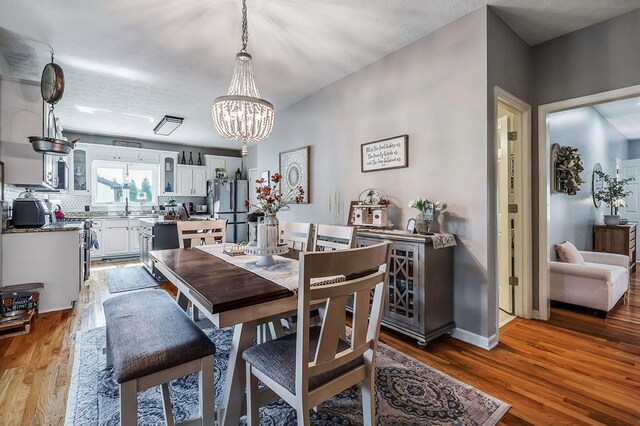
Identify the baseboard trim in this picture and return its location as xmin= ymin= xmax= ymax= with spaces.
xmin=532 ymin=309 xmax=540 ymax=320
xmin=451 ymin=328 xmax=498 ymax=350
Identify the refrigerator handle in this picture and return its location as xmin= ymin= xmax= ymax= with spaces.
xmin=230 ymin=181 xmax=235 ymax=211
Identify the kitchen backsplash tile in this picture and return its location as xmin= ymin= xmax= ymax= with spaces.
xmin=3 ymin=184 xmax=205 ymax=216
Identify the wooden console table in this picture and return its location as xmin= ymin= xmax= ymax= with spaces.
xmin=593 ymin=224 xmax=637 ymax=272
xmin=355 ymin=230 xmax=454 ymax=347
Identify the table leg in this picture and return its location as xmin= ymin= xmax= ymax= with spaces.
xmin=221 ymin=321 xmax=257 ymax=426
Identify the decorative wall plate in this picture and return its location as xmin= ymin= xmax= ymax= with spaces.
xmin=279 ymin=146 xmax=309 ymax=203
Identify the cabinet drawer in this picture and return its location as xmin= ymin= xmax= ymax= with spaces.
xmin=103 ymin=219 xmax=129 ymax=228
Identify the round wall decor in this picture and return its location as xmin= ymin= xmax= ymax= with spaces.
xmin=592 ymin=162 xmax=603 ymax=207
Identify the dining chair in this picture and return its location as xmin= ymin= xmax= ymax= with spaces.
xmin=243 ymin=242 xmax=392 ymax=426
xmin=312 ymin=224 xmax=356 ymax=251
xmin=176 ymin=219 xmax=227 ymax=248
xmin=279 ymin=221 xmax=313 ymax=251
xmin=175 ymin=219 xmax=227 ymax=321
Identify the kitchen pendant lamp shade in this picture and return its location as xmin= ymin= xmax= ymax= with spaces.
xmin=212 ymin=52 xmax=274 ymax=144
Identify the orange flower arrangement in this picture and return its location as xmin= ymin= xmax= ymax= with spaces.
xmin=245 ymin=172 xmax=305 ymax=214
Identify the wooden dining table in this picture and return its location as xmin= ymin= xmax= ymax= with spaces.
xmin=150 ymin=247 xmax=301 ymax=426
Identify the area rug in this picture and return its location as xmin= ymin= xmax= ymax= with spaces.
xmin=65 ymin=326 xmax=509 ymax=425
xmin=105 ymin=266 xmax=159 ymax=293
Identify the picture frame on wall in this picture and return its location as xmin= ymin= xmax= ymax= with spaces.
xmin=361 ymin=134 xmax=408 ymax=173
xmin=279 ymin=146 xmax=310 ymax=203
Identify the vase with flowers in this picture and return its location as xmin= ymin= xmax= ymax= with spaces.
xmin=594 ymin=170 xmax=635 ymax=226
xmin=408 ymin=197 xmax=441 ymax=235
xmin=246 ymin=173 xmax=305 ymax=247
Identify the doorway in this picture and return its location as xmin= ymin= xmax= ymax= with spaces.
xmin=495 ymin=88 xmax=533 ymax=329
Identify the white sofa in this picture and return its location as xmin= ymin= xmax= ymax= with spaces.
xmin=550 ymin=251 xmax=629 ymax=315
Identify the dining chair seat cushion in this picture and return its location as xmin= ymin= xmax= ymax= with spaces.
xmin=242 ymin=326 xmax=363 ymax=393
xmin=103 ymin=289 xmax=216 ymax=384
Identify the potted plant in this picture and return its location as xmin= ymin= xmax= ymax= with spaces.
xmin=408 ymin=197 xmax=442 ymax=235
xmin=245 ymin=173 xmax=305 ymax=247
xmin=594 ymin=170 xmax=635 ymax=226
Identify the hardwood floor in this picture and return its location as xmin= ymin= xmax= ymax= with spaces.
xmin=1 ymin=261 xmax=638 ymax=425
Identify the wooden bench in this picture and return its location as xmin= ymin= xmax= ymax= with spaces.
xmin=103 ymin=289 xmax=216 ymax=426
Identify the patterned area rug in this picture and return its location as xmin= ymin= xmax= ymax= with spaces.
xmin=105 ymin=266 xmax=159 ymax=293
xmin=65 ymin=326 xmax=509 ymax=425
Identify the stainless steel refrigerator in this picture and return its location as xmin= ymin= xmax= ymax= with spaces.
xmin=212 ymin=179 xmax=249 ymax=243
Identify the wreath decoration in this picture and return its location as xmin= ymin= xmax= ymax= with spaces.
xmin=551 ymin=143 xmax=584 ymax=196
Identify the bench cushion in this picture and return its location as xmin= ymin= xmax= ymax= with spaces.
xmin=242 ymin=326 xmax=363 ymax=394
xmin=103 ymin=289 xmax=215 ymax=383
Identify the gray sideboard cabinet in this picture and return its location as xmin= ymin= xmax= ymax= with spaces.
xmin=355 ymin=230 xmax=455 ymax=348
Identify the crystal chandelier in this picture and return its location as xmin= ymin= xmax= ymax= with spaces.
xmin=212 ymin=0 xmax=274 ymax=156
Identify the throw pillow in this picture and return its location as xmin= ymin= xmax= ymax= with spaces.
xmin=554 ymin=241 xmax=585 ymax=265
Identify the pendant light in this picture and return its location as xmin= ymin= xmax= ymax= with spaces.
xmin=212 ymin=0 xmax=274 ymax=157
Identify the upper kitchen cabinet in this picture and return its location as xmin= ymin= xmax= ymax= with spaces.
xmin=204 ymin=154 xmax=244 ymax=179
xmin=68 ymin=143 xmax=91 ymax=193
xmin=0 ymin=77 xmax=50 ymax=188
xmin=161 ymin=151 xmax=178 ymax=194
xmin=92 ymin=145 xmax=140 ymax=162
xmin=177 ymin=165 xmax=207 ymax=196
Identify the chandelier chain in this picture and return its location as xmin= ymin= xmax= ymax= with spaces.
xmin=241 ymin=0 xmax=248 ymax=52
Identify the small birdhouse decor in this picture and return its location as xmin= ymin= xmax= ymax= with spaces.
xmin=352 ymin=188 xmax=391 ymax=228
xmin=551 ymin=143 xmax=584 ymax=196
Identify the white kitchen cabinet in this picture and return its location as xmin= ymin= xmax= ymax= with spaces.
xmin=161 ymin=152 xmax=179 ymax=195
xmin=93 ymin=146 xmax=139 ymax=162
xmin=177 ymin=165 xmax=207 ymax=196
xmin=68 ymin=144 xmax=91 ymax=193
xmin=129 ymin=219 xmax=141 ymax=252
xmin=0 ymin=77 xmax=52 ymax=188
xmin=103 ymin=219 xmax=130 ymax=256
xmin=193 ymin=167 xmax=207 ymax=195
xmin=2 ymin=230 xmax=82 ymax=313
xmin=226 ymin=157 xmax=244 ymax=178
xmin=204 ymin=155 xmax=244 ymax=180
xmin=138 ymin=150 xmax=161 ymax=164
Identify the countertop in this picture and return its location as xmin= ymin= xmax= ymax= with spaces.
xmin=3 ymin=223 xmax=84 ymax=234
xmin=140 ymin=215 xmax=211 ymax=225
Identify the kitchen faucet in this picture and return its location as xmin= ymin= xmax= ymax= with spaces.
xmin=124 ymin=194 xmax=130 ymax=216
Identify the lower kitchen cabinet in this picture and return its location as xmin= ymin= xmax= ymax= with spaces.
xmin=356 ymin=230 xmax=455 ymax=348
xmin=103 ymin=219 xmax=130 ymax=256
xmin=129 ymin=219 xmax=141 ymax=252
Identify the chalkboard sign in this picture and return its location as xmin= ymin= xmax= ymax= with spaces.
xmin=361 ymin=135 xmax=408 ymax=172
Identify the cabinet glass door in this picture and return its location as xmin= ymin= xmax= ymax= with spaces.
xmin=164 ymin=156 xmax=175 ymax=193
xmin=73 ymin=149 xmax=88 ymax=191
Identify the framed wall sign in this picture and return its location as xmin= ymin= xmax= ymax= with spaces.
xmin=279 ymin=146 xmax=310 ymax=203
xmin=361 ymin=134 xmax=408 ymax=173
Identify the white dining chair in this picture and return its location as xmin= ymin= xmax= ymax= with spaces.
xmin=312 ymin=224 xmax=356 ymax=251
xmin=243 ymin=242 xmax=392 ymax=426
xmin=279 ymin=221 xmax=313 ymax=251
xmin=176 ymin=219 xmax=227 ymax=248
xmin=176 ymin=219 xmax=227 ymax=320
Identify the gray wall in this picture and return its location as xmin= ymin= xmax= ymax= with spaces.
xmin=486 ymin=8 xmax=533 ymax=334
xmin=255 ymin=8 xmax=492 ymax=340
xmin=64 ymin=131 xmax=242 ymax=158
xmin=628 ymin=139 xmax=640 ymax=158
xmin=548 ymin=106 xmax=628 ymax=252
xmin=531 ymin=8 xmax=640 ymax=310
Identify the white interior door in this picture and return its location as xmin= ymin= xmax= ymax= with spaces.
xmin=497 ymin=116 xmax=512 ymax=313
xmin=620 ymin=159 xmax=640 ymax=223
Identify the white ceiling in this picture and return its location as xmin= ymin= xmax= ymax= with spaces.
xmin=594 ymin=96 xmax=640 ymax=140
xmin=0 ymin=0 xmax=638 ymax=148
